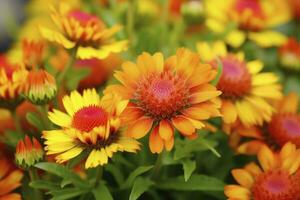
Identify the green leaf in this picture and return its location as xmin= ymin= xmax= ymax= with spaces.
xmin=174 ymin=137 xmax=218 ymax=160
xmin=198 ymin=138 xmax=221 ymax=158
xmin=30 ymin=180 xmax=60 ymax=190
xmin=92 ymin=181 xmax=113 ymax=200
xmin=121 ymin=165 xmax=153 ymax=189
xmin=157 ymin=175 xmax=225 ymax=192
xmin=50 ymin=188 xmax=88 ymax=200
xmin=34 ymin=162 xmax=90 ymax=189
xmin=65 ymin=68 xmax=90 ymax=91
xmin=105 ymin=164 xmax=125 ymax=186
xmin=26 ymin=112 xmax=44 ymax=131
xmin=0 ymin=130 xmax=23 ymax=147
xmin=181 ymin=159 xmax=196 ymax=182
xmin=129 ymin=177 xmax=154 ymax=200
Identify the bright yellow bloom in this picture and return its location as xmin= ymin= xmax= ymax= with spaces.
xmin=231 ymin=93 xmax=300 ymax=155
xmin=105 ymin=48 xmax=221 ymax=153
xmin=43 ymin=89 xmax=140 ymax=169
xmin=39 ymin=3 xmax=128 ymax=59
xmin=197 ymin=41 xmax=282 ymax=128
xmin=224 ymin=143 xmax=300 ymax=200
xmin=204 ymin=0 xmax=291 ymax=47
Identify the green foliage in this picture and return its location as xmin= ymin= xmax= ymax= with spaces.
xmin=129 ymin=177 xmax=154 ymax=200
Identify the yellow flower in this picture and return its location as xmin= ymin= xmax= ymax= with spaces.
xmin=43 ymin=89 xmax=140 ymax=168
xmin=224 ymin=143 xmax=300 ymax=200
xmin=39 ymin=3 xmax=128 ymax=59
xmin=204 ymin=0 xmax=291 ymax=47
xmin=231 ymin=92 xmax=300 ymax=155
xmin=105 ymin=48 xmax=221 ymax=153
xmin=197 ymin=41 xmax=282 ymax=128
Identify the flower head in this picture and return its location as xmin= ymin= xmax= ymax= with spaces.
xmin=40 ymin=3 xmax=128 ymax=59
xmin=22 ymin=39 xmax=45 ymax=69
xmin=24 ymin=69 xmax=57 ymax=105
xmin=279 ymin=37 xmax=300 ymax=72
xmin=15 ymin=135 xmax=44 ymax=168
xmin=105 ymin=48 xmax=221 ymax=153
xmin=0 ymin=55 xmax=28 ymax=108
xmin=0 ymin=156 xmax=23 ymax=200
xmin=43 ymin=89 xmax=140 ymax=168
xmin=197 ymin=41 xmax=282 ymax=128
xmin=225 ymin=143 xmax=300 ymax=200
xmin=205 ymin=0 xmax=291 ymax=47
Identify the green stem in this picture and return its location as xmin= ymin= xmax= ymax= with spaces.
xmin=39 ymin=105 xmax=51 ymax=130
xmin=94 ymin=165 xmax=103 ymax=187
xmin=12 ymin=110 xmax=22 ymax=134
xmin=126 ymin=0 xmax=136 ymax=50
xmin=151 ymin=151 xmax=164 ymax=180
xmin=57 ymin=46 xmax=78 ymax=86
xmin=29 ymin=168 xmax=44 ymax=200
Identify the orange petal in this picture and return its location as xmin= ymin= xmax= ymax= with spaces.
xmin=0 ymin=170 xmax=23 ymax=196
xmin=172 ymin=116 xmax=195 ymax=136
xmin=149 ymin=126 xmax=164 ymax=153
xmin=237 ymin=140 xmax=266 ymax=155
xmin=257 ymin=145 xmax=276 ymax=171
xmin=127 ymin=117 xmax=153 ymax=139
xmin=278 ymin=92 xmax=299 ymax=114
xmin=164 ymin=136 xmax=174 ymax=151
xmin=0 ymin=193 xmax=21 ymax=200
xmin=159 ymin=120 xmax=174 ymax=140
xmin=224 ymin=185 xmax=250 ymax=199
xmin=244 ymin=162 xmax=262 ymax=177
xmin=231 ymin=169 xmax=254 ymax=188
xmin=221 ymin=100 xmax=237 ymax=124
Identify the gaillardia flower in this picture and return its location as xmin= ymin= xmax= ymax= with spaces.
xmin=205 ymin=0 xmax=291 ymax=47
xmin=105 ymin=48 xmax=221 ymax=153
xmin=43 ymin=89 xmax=140 ymax=168
xmin=15 ymin=135 xmax=44 ymax=168
xmin=40 ymin=3 xmax=128 ymax=59
xmin=0 ymin=55 xmax=28 ymax=108
xmin=0 ymin=156 xmax=23 ymax=200
xmin=279 ymin=37 xmax=300 ymax=72
xmin=197 ymin=41 xmax=282 ymax=128
xmin=225 ymin=143 xmax=300 ymax=200
xmin=24 ymin=69 xmax=57 ymax=105
xmin=234 ymin=92 xmax=300 ymax=155
xmin=22 ymin=39 xmax=45 ymax=69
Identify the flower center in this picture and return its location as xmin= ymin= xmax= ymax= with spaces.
xmin=68 ymin=10 xmax=101 ymax=26
xmin=135 ymin=70 xmax=189 ymax=119
xmin=268 ymin=114 xmax=300 ymax=147
xmin=72 ymin=106 xmax=108 ymax=132
xmin=231 ymin=0 xmax=265 ymax=31
xmin=252 ymin=170 xmax=300 ymax=200
xmin=216 ymin=56 xmax=252 ymax=99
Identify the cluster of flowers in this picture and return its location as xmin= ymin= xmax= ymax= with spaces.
xmin=0 ymin=0 xmax=299 ymax=199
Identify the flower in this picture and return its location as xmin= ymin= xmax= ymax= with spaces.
xmin=224 ymin=142 xmax=300 ymax=200
xmin=0 ymin=156 xmax=23 ymax=200
xmin=288 ymin=0 xmax=300 ymax=20
xmin=105 ymin=48 xmax=221 ymax=153
xmin=24 ymin=69 xmax=57 ymax=105
xmin=204 ymin=0 xmax=291 ymax=47
xmin=15 ymin=135 xmax=44 ymax=168
xmin=22 ymin=39 xmax=45 ymax=69
xmin=233 ymin=92 xmax=300 ymax=155
xmin=279 ymin=37 xmax=300 ymax=72
xmin=43 ymin=89 xmax=140 ymax=168
xmin=0 ymin=55 xmax=28 ymax=108
xmin=39 ymin=3 xmax=128 ymax=59
xmin=197 ymin=41 xmax=282 ymax=128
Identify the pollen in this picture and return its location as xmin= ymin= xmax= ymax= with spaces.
xmin=135 ymin=70 xmax=189 ymax=120
xmin=268 ymin=113 xmax=300 ymax=147
xmin=72 ymin=105 xmax=108 ymax=132
xmin=217 ymin=55 xmax=252 ymax=99
xmin=252 ymin=170 xmax=300 ymax=200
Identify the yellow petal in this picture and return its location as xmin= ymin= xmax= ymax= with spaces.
xmin=231 ymin=169 xmax=254 ymax=188
xmin=225 ymin=30 xmax=246 ymax=48
xmin=172 ymin=115 xmax=195 ymax=136
xmin=224 ymin=185 xmax=250 ymax=199
xmin=149 ymin=126 xmax=164 ymax=154
xmin=221 ymin=100 xmax=237 ymax=124
xmin=247 ymin=60 xmax=263 ymax=74
xmin=258 ymin=145 xmax=276 ymax=171
xmin=48 ymin=109 xmax=71 ymax=127
xmin=127 ymin=117 xmax=153 ymax=139
xmin=248 ymin=31 xmax=287 ymax=47
xmin=39 ymin=27 xmax=75 ymax=49
xmin=159 ymin=120 xmax=174 ymax=140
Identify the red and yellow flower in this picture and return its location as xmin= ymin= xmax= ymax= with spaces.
xmin=197 ymin=41 xmax=282 ymax=129
xmin=204 ymin=0 xmax=291 ymax=47
xmin=231 ymin=92 xmax=300 ymax=155
xmin=0 ymin=156 xmax=23 ymax=200
xmin=105 ymin=48 xmax=221 ymax=153
xmin=225 ymin=142 xmax=300 ymax=200
xmin=43 ymin=89 xmax=140 ymax=168
xmin=40 ymin=3 xmax=128 ymax=59
xmin=279 ymin=37 xmax=300 ymax=72
xmin=288 ymin=0 xmax=300 ymax=20
xmin=21 ymin=39 xmax=45 ymax=69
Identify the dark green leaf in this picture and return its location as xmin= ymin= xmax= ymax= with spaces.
xmin=121 ymin=165 xmax=153 ymax=189
xmin=50 ymin=188 xmax=88 ymax=200
xmin=129 ymin=177 xmax=154 ymax=200
xmin=65 ymin=68 xmax=90 ymax=91
xmin=105 ymin=164 xmax=125 ymax=186
xmin=92 ymin=181 xmax=113 ymax=200
xmin=181 ymin=159 xmax=196 ymax=182
xmin=30 ymin=180 xmax=60 ymax=190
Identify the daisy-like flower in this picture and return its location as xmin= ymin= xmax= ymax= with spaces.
xmin=43 ymin=89 xmax=140 ymax=168
xmin=0 ymin=55 xmax=28 ymax=108
xmin=39 ymin=3 xmax=128 ymax=59
xmin=0 ymin=156 xmax=23 ymax=200
xmin=204 ymin=0 xmax=291 ymax=47
xmin=279 ymin=37 xmax=300 ymax=72
xmin=197 ymin=41 xmax=282 ymax=129
xmin=232 ymin=92 xmax=300 ymax=155
xmin=24 ymin=69 xmax=57 ymax=105
xmin=225 ymin=142 xmax=300 ymax=200
xmin=105 ymin=48 xmax=221 ymax=153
